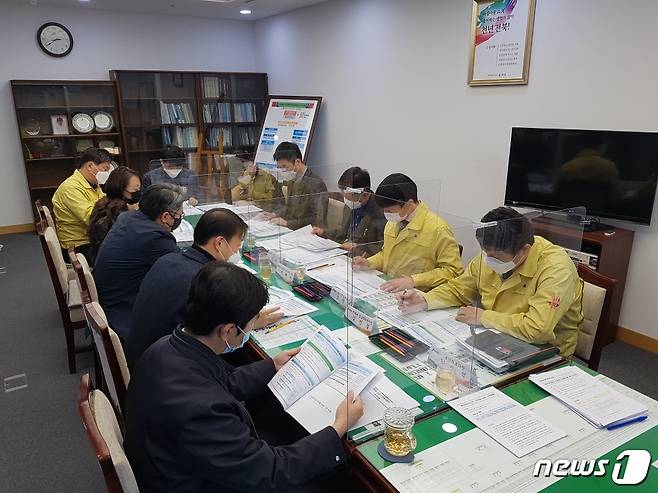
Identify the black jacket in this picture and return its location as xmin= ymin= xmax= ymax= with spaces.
xmin=93 ymin=210 xmax=177 ymax=339
xmin=126 ymin=246 xmax=214 ymax=370
xmin=325 ymin=195 xmax=386 ymax=256
xmin=124 ymin=329 xmax=347 ymax=493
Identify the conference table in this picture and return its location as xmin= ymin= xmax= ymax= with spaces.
xmin=184 ymin=212 xmax=658 ymax=493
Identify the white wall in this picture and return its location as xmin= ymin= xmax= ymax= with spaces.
xmin=0 ymin=2 xmax=257 ymax=228
xmin=254 ymin=0 xmax=658 ymax=339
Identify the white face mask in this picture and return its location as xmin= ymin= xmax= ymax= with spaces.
xmin=384 ymin=211 xmax=405 ymax=223
xmin=164 ymin=168 xmax=182 ymax=179
xmin=96 ymin=170 xmax=111 ymax=185
xmin=344 ymin=198 xmax=363 ymax=210
xmin=483 ymin=252 xmax=517 ymax=275
xmin=238 ymin=175 xmax=252 ymax=186
xmin=277 ymin=170 xmax=296 ymax=183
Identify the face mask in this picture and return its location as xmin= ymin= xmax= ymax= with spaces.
xmin=223 ymin=325 xmax=250 ymax=354
xmin=344 ymin=198 xmax=363 ymax=210
xmin=96 ymin=171 xmax=111 ymax=185
xmin=384 ymin=211 xmax=405 ymax=223
xmin=168 ymin=215 xmax=182 ymax=232
xmin=277 ymin=170 xmax=296 ymax=183
xmin=483 ymin=252 xmax=517 ymax=275
xmin=228 ymin=252 xmax=242 ymax=265
xmin=125 ymin=190 xmax=142 ymax=205
xmin=238 ymin=175 xmax=252 ymax=186
xmin=164 ymin=168 xmax=182 ymax=179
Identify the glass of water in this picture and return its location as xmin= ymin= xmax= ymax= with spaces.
xmin=258 ymin=251 xmax=272 ymax=284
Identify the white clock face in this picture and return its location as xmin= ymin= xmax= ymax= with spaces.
xmin=40 ymin=24 xmax=72 ymax=56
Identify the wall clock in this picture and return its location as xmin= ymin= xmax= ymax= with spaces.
xmin=37 ymin=22 xmax=73 ymax=57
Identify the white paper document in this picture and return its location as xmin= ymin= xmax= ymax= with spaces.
xmin=332 ymin=326 xmax=382 ymax=356
xmin=381 ymin=375 xmax=658 ymax=493
xmin=172 ymin=219 xmax=195 ymax=243
xmin=268 ymin=327 xmax=351 ymax=409
xmin=182 ymin=201 xmax=203 ymax=216
xmin=248 ymin=219 xmax=292 ymax=238
xmin=278 ymin=247 xmax=347 ymax=267
xmin=252 ymin=316 xmax=323 ymax=350
xmin=265 ymin=287 xmax=318 ymax=319
xmin=448 ymin=387 xmax=567 ymax=457
xmin=287 ymin=370 xmax=418 ymax=434
xmin=378 ymin=307 xmax=456 ymax=330
xmin=280 ymin=225 xmax=341 ymax=251
xmin=197 ymin=202 xmax=262 ymax=217
xmin=529 ymin=366 xmax=648 ymax=428
xmin=305 ymin=256 xmax=385 ymax=295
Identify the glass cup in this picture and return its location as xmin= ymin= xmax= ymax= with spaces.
xmin=383 ymin=407 xmax=416 ymax=457
xmin=435 ymin=368 xmax=456 ymax=394
xmin=258 ymin=251 xmax=272 ymax=284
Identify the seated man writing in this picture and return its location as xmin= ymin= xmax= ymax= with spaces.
xmin=398 ymin=207 xmax=583 ymax=356
xmin=125 ymin=262 xmax=364 ymax=493
xmin=354 ymin=173 xmax=463 ymax=292
xmin=312 ymin=166 xmax=386 ymax=256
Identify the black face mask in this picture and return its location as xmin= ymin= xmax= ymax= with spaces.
xmin=125 ymin=190 xmax=142 ymax=205
xmin=169 ymin=215 xmax=183 ymax=232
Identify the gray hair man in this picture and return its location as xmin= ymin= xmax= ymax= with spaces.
xmin=93 ymin=183 xmax=185 ymax=340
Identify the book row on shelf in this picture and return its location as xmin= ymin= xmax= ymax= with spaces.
xmin=162 ymin=127 xmax=199 ymax=148
xmin=160 ymin=102 xmax=195 ymax=124
xmin=203 ymin=126 xmax=258 ymax=149
xmin=203 ymin=102 xmax=232 ymax=123
xmin=234 ymin=103 xmax=257 ymax=123
xmin=236 ymin=126 xmax=259 ymax=147
xmin=205 ymin=127 xmax=233 ymax=149
xmin=202 ymin=76 xmax=230 ymax=99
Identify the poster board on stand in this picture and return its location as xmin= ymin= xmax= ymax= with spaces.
xmin=254 ymin=96 xmax=322 ymax=170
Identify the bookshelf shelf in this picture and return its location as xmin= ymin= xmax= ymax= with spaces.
xmin=11 ymin=79 xmax=124 ymax=219
xmin=16 ymin=105 xmax=117 ymax=110
xmin=111 ymin=70 xmax=268 ymax=175
xmin=23 ymin=132 xmax=121 ymax=139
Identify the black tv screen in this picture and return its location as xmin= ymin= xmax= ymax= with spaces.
xmin=505 ymin=127 xmax=658 ymax=225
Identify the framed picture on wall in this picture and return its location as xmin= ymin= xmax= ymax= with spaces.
xmin=50 ymin=114 xmax=70 ymax=135
xmin=468 ymin=0 xmax=537 ymax=86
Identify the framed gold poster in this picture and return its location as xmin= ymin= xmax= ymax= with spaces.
xmin=468 ymin=0 xmax=537 ymax=86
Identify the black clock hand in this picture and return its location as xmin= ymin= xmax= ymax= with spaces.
xmin=47 ymin=38 xmax=62 ymax=46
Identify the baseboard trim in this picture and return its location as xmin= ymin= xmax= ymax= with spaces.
xmin=616 ymin=326 xmax=658 ymax=356
xmin=0 ymin=223 xmax=35 ymax=235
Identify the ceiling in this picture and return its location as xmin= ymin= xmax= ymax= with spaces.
xmin=7 ymin=0 xmax=329 ymax=20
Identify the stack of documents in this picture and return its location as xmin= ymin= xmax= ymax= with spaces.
xmin=196 ymin=202 xmax=263 ymax=221
xmin=456 ymin=329 xmax=559 ymax=373
xmin=279 ymin=225 xmax=341 ymax=251
xmin=266 ymin=286 xmax=318 ymax=319
xmin=529 ymin=366 xmax=648 ymax=429
xmin=248 ymin=220 xmax=293 ymax=239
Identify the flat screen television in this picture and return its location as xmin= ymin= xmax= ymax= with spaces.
xmin=505 ymin=127 xmax=658 ymax=225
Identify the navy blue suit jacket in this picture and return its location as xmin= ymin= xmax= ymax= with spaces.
xmin=126 ymin=246 xmax=213 ymax=369
xmin=93 ymin=210 xmax=177 ymax=339
xmin=124 ymin=329 xmax=346 ymax=493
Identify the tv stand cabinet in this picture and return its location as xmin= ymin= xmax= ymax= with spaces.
xmin=531 ymin=220 xmax=634 ymax=339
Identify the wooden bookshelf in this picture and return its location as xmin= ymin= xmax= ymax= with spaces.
xmin=110 ymin=70 xmax=268 ymax=175
xmin=10 ymin=80 xmax=124 ymax=219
